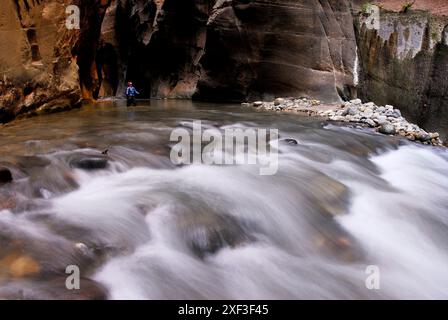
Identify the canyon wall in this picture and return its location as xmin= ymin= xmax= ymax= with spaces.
xmin=92 ymin=0 xmax=358 ymax=102
xmin=0 ymin=0 xmax=447 ymax=138
xmin=1 ymin=0 xmax=359 ymax=122
xmin=0 ymin=0 xmax=111 ymax=122
xmin=357 ymin=8 xmax=448 ymax=138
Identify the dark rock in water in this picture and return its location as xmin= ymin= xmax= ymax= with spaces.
xmin=0 ymin=277 xmax=108 ymax=300
xmin=70 ymin=157 xmax=109 ymax=171
xmin=177 ymin=210 xmax=253 ymax=259
xmin=0 ymin=168 xmax=13 ymax=184
xmin=280 ymin=138 xmax=299 ymax=146
xmin=313 ymin=224 xmax=365 ymax=263
xmin=418 ymin=132 xmax=432 ymax=142
xmin=379 ymin=123 xmax=396 ymax=135
xmin=0 ymin=217 xmax=102 ymax=279
xmin=27 ymin=167 xmax=79 ymax=199
xmin=309 ymin=174 xmax=350 ymax=217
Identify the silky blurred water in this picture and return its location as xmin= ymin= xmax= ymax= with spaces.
xmin=0 ymin=100 xmax=447 ymax=299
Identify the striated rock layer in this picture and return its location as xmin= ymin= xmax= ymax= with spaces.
xmin=0 ymin=0 xmax=113 ymax=122
xmin=92 ymin=0 xmax=358 ymax=102
xmin=356 ymin=8 xmax=448 ymax=139
xmin=196 ymin=0 xmax=358 ymax=102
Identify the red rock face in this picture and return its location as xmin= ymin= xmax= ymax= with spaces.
xmin=95 ymin=0 xmax=358 ymax=102
xmin=376 ymin=0 xmax=448 ymax=16
xmin=0 ymin=0 xmax=359 ymax=120
xmin=0 ymin=0 xmax=112 ymax=122
xmin=0 ymin=0 xmax=84 ymax=122
xmin=196 ymin=0 xmax=357 ymax=102
xmin=1 ymin=0 xmax=447 ymax=131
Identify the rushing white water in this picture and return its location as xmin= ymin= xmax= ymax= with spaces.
xmin=353 ymin=48 xmax=360 ymax=87
xmin=0 ymin=101 xmax=447 ymax=299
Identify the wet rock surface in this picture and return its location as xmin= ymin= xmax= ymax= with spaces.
xmin=70 ymin=157 xmax=109 ymax=171
xmin=356 ymin=8 xmax=448 ymax=140
xmin=175 ymin=205 xmax=254 ymax=259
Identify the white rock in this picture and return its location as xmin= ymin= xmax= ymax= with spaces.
xmin=274 ymin=98 xmax=285 ymax=106
xmin=350 ymin=99 xmax=362 ymax=105
xmin=75 ymin=242 xmax=90 ymax=255
xmin=365 ymin=119 xmax=376 ymax=127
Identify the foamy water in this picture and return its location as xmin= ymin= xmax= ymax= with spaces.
xmin=0 ymin=101 xmax=447 ymax=299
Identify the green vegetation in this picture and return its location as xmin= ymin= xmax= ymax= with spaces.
xmin=400 ymin=1 xmax=416 ymax=14
xmin=361 ymin=2 xmax=373 ymax=14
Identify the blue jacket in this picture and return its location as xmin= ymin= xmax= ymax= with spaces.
xmin=126 ymin=86 xmax=139 ymax=97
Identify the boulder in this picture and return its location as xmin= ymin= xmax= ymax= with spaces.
xmin=177 ymin=210 xmax=252 ymax=259
xmin=379 ymin=123 xmax=396 ymax=135
xmin=365 ymin=119 xmax=376 ymax=128
xmin=274 ymin=98 xmax=285 ymax=106
xmin=280 ymin=138 xmax=299 ymax=146
xmin=350 ymin=99 xmax=362 ymax=105
xmin=417 ymin=132 xmax=432 ymax=142
xmin=342 ymin=107 xmax=357 ymax=116
xmin=70 ymin=157 xmax=109 ymax=171
xmin=0 ymin=168 xmax=13 ymax=184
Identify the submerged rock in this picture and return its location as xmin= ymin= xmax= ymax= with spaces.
xmin=0 ymin=277 xmax=107 ymax=300
xmin=70 ymin=157 xmax=109 ymax=171
xmin=0 ymin=168 xmax=12 ymax=184
xmin=280 ymin=138 xmax=299 ymax=146
xmin=177 ymin=210 xmax=253 ymax=259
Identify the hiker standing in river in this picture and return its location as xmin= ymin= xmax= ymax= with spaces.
xmin=126 ymin=81 xmax=139 ymax=107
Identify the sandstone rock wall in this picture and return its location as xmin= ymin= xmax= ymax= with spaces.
xmin=356 ymin=9 xmax=448 ymax=138
xmin=0 ymin=0 xmax=82 ymax=122
xmin=0 ymin=0 xmax=114 ymax=122
xmin=196 ymin=0 xmax=358 ymax=102
xmin=95 ymin=0 xmax=358 ymax=102
xmin=1 ymin=0 xmax=447 ymax=138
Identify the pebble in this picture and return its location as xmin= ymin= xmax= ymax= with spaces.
xmin=379 ymin=123 xmax=396 ymax=135
xmin=241 ymin=97 xmax=444 ymax=147
xmin=365 ymin=119 xmax=376 ymax=127
xmin=274 ymin=98 xmax=285 ymax=106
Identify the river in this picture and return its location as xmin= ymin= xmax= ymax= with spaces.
xmin=0 ymin=100 xmax=447 ymax=299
